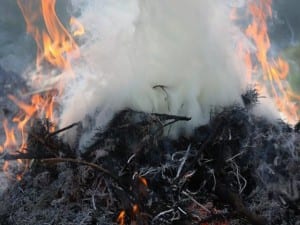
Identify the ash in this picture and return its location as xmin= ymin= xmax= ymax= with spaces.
xmin=0 ymin=90 xmax=299 ymax=225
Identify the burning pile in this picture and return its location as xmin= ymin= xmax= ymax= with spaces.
xmin=1 ymin=95 xmax=300 ymax=225
xmin=0 ymin=0 xmax=300 ymax=225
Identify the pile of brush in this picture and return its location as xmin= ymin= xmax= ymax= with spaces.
xmin=0 ymin=89 xmax=299 ymax=225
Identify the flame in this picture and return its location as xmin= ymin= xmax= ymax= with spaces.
xmin=70 ymin=17 xmax=85 ymax=37
xmin=17 ymin=0 xmax=80 ymax=70
xmin=243 ymin=0 xmax=299 ymax=123
xmin=139 ymin=176 xmax=148 ymax=187
xmin=117 ymin=210 xmax=126 ymax=225
xmin=1 ymin=119 xmax=27 ymax=180
xmin=2 ymin=119 xmax=17 ymax=150
xmin=117 ymin=204 xmax=141 ymax=225
xmin=0 ymin=1 xmax=83 ymax=179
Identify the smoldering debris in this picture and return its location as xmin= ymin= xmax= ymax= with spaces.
xmin=0 ymin=91 xmax=300 ymax=225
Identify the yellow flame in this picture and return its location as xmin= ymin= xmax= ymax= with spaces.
xmin=70 ymin=17 xmax=85 ymax=37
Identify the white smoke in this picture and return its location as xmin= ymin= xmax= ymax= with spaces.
xmin=60 ymin=0 xmax=266 ymax=145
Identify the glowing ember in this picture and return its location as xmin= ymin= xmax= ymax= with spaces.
xmin=132 ymin=204 xmax=139 ymax=214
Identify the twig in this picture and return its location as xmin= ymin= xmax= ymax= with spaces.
xmin=41 ymin=158 xmax=119 ymax=183
xmin=47 ymin=122 xmax=80 ymax=138
xmin=197 ymin=212 xmax=232 ymax=224
xmin=228 ymin=160 xmax=247 ymax=194
xmin=182 ymin=191 xmax=210 ymax=214
xmin=226 ymin=151 xmax=245 ymax=162
xmin=208 ymin=168 xmax=217 ymax=191
xmin=177 ymin=206 xmax=188 ymax=215
xmin=215 ymin=183 xmax=267 ymax=225
xmin=150 ymin=113 xmax=191 ymax=122
xmin=152 ymin=209 xmax=174 ymax=223
xmin=152 ymin=85 xmax=170 ymax=111
xmin=41 ymin=158 xmax=141 ymax=215
xmin=153 ymin=116 xmax=191 ymax=136
xmin=3 ymin=153 xmax=37 ymax=160
xmin=175 ymin=144 xmax=191 ymax=179
xmin=187 ymin=119 xmax=225 ymax=171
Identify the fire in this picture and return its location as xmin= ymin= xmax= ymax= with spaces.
xmin=1 ymin=0 xmax=84 ymax=179
xmin=117 ymin=210 xmax=126 ymax=225
xmin=242 ymin=0 xmax=298 ymax=123
xmin=70 ymin=17 xmax=85 ymax=37
xmin=9 ymin=93 xmax=56 ymax=123
xmin=117 ymin=204 xmax=142 ymax=225
xmin=2 ymin=119 xmax=17 ymax=150
xmin=132 ymin=204 xmax=139 ymax=214
xmin=17 ymin=0 xmax=80 ymax=70
xmin=1 ymin=120 xmax=27 ymax=180
xmin=139 ymin=176 xmax=148 ymax=187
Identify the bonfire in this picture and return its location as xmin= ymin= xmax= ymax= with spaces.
xmin=0 ymin=1 xmax=299 ymax=225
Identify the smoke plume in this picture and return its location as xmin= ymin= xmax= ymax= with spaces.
xmin=60 ymin=0 xmax=261 ymax=145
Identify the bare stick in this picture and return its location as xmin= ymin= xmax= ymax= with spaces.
xmin=150 ymin=113 xmax=191 ymax=121
xmin=48 ymin=122 xmax=80 ymax=137
xmin=175 ymin=144 xmax=191 ymax=179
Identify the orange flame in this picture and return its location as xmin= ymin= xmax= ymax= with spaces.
xmin=2 ymin=119 xmax=17 ymax=150
xmin=1 ymin=1 xmax=83 ymax=180
xmin=1 ymin=118 xmax=29 ymax=180
xmin=117 ymin=210 xmax=126 ymax=225
xmin=243 ymin=0 xmax=299 ymax=123
xmin=1 ymin=90 xmax=56 ymax=179
xmin=17 ymin=0 xmax=80 ymax=70
xmin=139 ymin=176 xmax=148 ymax=187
